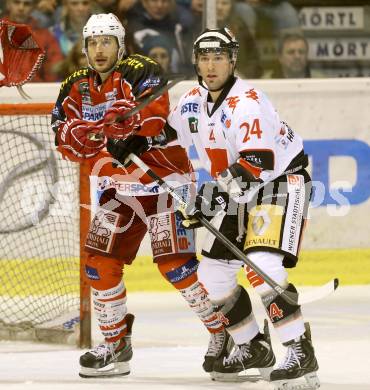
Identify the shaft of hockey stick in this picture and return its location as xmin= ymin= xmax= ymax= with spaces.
xmin=128 ymin=153 xmax=339 ymax=306
xmin=115 ymin=74 xmax=187 ymax=123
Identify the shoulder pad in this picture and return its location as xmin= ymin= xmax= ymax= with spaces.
xmin=60 ymin=68 xmax=89 ymax=91
xmin=116 ymin=54 xmax=159 ymax=73
xmin=184 ymin=86 xmax=203 ymax=100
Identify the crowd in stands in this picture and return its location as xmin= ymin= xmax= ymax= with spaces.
xmin=0 ymin=0 xmax=367 ymax=81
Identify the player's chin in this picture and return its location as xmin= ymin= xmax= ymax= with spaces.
xmin=208 ymin=83 xmax=222 ymax=92
xmin=93 ymin=63 xmax=113 ymax=73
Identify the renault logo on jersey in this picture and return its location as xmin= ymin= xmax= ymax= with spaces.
xmin=252 ymin=209 xmax=271 ymax=236
xmin=188 ymin=117 xmax=199 ymax=133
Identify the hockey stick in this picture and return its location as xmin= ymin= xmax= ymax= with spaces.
xmin=88 ymin=74 xmax=187 ymax=141
xmin=128 ymin=153 xmax=339 ymax=306
xmin=115 ymin=74 xmax=187 ymax=123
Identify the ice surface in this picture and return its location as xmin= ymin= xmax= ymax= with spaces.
xmin=1 ymin=286 xmax=369 ymax=390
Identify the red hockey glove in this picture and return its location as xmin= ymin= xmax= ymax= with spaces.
xmin=103 ymin=99 xmax=141 ymax=140
xmin=56 ymin=119 xmax=105 ymax=162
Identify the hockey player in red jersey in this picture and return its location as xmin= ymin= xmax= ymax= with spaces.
xmin=51 ymin=14 xmax=227 ymax=378
xmin=169 ymin=28 xmax=320 ymax=389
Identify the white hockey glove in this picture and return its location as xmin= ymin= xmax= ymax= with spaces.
xmin=217 ymin=160 xmax=262 ymax=200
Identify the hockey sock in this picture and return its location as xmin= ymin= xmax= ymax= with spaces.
xmin=259 ymin=283 xmax=305 ymax=343
xmin=214 ymin=285 xmax=259 ymax=345
xmin=92 ymin=281 xmax=129 ymax=342
xmin=158 ymin=256 xmax=224 ymax=333
xmin=84 ymin=254 xmax=128 ymax=343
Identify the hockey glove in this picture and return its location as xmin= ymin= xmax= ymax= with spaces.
xmin=56 ymin=118 xmax=105 ymax=162
xmin=106 ymin=135 xmax=152 ymax=167
xmin=176 ymin=181 xmax=229 ymax=229
xmin=217 ymin=160 xmax=263 ymax=201
xmin=103 ymin=99 xmax=141 ymax=139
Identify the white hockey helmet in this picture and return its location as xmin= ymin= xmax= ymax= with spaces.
xmin=82 ymin=13 xmax=126 ymax=61
xmin=192 ymin=27 xmax=239 ymax=64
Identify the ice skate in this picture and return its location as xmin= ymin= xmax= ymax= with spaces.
xmin=212 ymin=319 xmax=276 ymax=382
xmin=203 ymin=328 xmax=232 ymax=373
xmin=271 ymin=323 xmax=320 ymax=390
xmin=79 ymin=314 xmax=134 ymax=378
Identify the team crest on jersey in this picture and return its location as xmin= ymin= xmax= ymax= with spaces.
xmin=188 ymin=117 xmax=199 ymax=133
xmin=78 ymin=81 xmax=89 ymax=94
xmin=105 ymin=88 xmax=118 ymax=101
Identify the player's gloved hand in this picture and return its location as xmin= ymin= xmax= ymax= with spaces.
xmin=103 ymin=99 xmax=141 ymax=140
xmin=56 ymin=118 xmax=105 ymax=162
xmin=176 ymin=181 xmax=229 ymax=229
xmin=106 ymin=135 xmax=152 ymax=167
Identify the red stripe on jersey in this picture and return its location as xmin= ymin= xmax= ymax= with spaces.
xmin=238 ymin=158 xmax=263 ymax=179
xmin=205 ymin=148 xmax=228 ymax=178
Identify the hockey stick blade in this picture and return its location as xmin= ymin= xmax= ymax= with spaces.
xmin=296 ymin=278 xmax=339 ymax=306
xmin=128 ymin=153 xmax=340 ymax=306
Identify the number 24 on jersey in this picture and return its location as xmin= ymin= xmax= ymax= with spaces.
xmin=240 ymin=118 xmax=263 ymax=143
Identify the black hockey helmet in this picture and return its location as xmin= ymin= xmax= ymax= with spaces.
xmin=192 ymin=27 xmax=239 ymax=65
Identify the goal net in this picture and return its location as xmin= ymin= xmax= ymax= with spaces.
xmin=0 ymin=103 xmax=89 ymax=345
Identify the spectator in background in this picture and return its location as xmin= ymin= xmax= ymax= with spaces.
xmin=142 ymin=34 xmax=172 ymax=72
xmin=189 ymin=0 xmax=203 ymax=38
xmin=92 ymin=0 xmax=138 ymax=55
xmin=51 ymin=0 xmax=92 ymax=56
xmin=53 ymin=39 xmax=87 ymax=79
xmin=264 ymin=34 xmax=323 ymax=78
xmin=216 ymin=0 xmax=262 ymax=78
xmin=235 ymin=0 xmax=301 ymax=78
xmin=32 ymin=0 xmax=58 ymax=27
xmin=236 ymin=0 xmax=300 ymax=37
xmin=93 ymin=0 xmax=120 ymax=14
xmin=4 ymin=0 xmax=64 ymax=81
xmin=126 ymin=0 xmax=194 ymax=73
xmin=117 ymin=0 xmax=138 ymax=14
xmin=92 ymin=0 xmax=138 ymax=21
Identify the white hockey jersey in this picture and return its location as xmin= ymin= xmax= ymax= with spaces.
xmin=168 ymin=78 xmax=304 ymax=185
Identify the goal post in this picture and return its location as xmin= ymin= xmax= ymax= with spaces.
xmin=0 ymin=102 xmax=91 ymax=347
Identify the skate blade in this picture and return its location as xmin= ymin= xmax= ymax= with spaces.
xmin=79 ymin=362 xmax=130 ymax=378
xmin=273 ymin=371 xmax=320 ymax=390
xmin=259 ymin=366 xmax=274 ymax=381
xmin=211 ymin=372 xmax=263 ymax=383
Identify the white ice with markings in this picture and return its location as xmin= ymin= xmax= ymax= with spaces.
xmin=1 ymin=286 xmax=369 ymax=390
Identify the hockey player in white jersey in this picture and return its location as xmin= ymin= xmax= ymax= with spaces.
xmin=167 ymin=28 xmax=320 ymax=389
